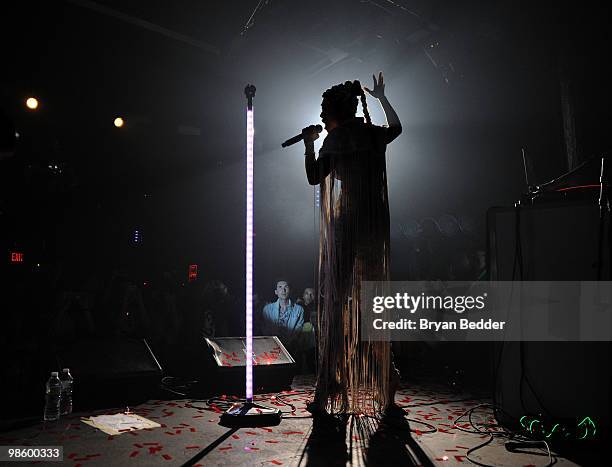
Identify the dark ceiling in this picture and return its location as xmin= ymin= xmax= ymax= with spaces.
xmin=1 ymin=0 xmax=573 ymax=184
xmin=1 ymin=1 xmax=610 ymax=288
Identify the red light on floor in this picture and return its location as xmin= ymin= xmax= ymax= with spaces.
xmin=10 ymin=252 xmax=24 ymax=263
xmin=188 ymin=264 xmax=198 ymax=282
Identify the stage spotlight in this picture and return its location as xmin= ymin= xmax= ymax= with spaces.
xmin=26 ymin=97 xmax=39 ymax=110
xmin=114 ymin=117 xmax=124 ymax=128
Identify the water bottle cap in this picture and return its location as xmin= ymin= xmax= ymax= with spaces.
xmin=51 ymin=371 xmax=58 ymax=376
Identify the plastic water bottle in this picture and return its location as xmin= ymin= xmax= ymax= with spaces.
xmin=59 ymin=368 xmax=73 ymax=415
xmin=43 ymin=372 xmax=62 ymax=421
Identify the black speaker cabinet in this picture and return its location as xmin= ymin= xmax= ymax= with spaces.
xmin=203 ymin=336 xmax=295 ymax=395
xmin=56 ymin=338 xmax=162 ymax=409
xmin=487 ymin=201 xmax=611 ymax=435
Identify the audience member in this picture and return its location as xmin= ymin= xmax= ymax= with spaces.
xmin=296 ymin=287 xmax=315 ymax=323
xmin=201 ymin=279 xmax=233 ymax=336
xmin=261 ymin=280 xmax=304 ymax=355
xmin=296 ymin=287 xmax=317 ymax=373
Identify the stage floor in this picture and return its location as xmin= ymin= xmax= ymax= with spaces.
xmin=0 ymin=376 xmax=580 ymax=466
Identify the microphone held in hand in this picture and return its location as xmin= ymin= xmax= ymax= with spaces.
xmin=281 ymin=125 xmax=323 ymax=148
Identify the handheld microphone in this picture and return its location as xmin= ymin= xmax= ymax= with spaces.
xmin=281 ymin=125 xmax=323 ymax=148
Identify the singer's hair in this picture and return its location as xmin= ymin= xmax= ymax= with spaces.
xmin=322 ymin=80 xmax=371 ymax=125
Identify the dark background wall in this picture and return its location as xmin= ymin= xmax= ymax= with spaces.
xmin=0 ymin=2 xmax=610 ymax=394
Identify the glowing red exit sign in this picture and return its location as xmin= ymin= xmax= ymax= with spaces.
xmin=188 ymin=264 xmax=198 ymax=282
xmin=10 ymin=252 xmax=24 ymax=263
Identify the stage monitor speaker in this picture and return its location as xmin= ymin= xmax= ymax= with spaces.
xmin=203 ymin=336 xmax=295 ymax=395
xmin=487 ymin=201 xmax=611 ymax=436
xmin=56 ymin=338 xmax=162 ymax=409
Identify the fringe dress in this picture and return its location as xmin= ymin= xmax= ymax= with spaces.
xmin=306 ymin=117 xmax=394 ymax=414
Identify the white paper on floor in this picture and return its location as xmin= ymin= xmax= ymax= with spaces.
xmin=81 ymin=413 xmax=160 ymax=436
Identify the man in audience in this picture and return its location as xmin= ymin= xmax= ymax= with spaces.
xmin=261 ymin=280 xmax=304 ymax=355
xmin=296 ymin=287 xmax=317 ymax=373
xmin=296 ymin=287 xmax=315 ymax=323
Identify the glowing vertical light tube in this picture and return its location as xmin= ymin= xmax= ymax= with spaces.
xmin=245 ymin=106 xmax=254 ymax=402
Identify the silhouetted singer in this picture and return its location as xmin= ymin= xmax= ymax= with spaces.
xmin=301 ymin=72 xmax=403 ymax=415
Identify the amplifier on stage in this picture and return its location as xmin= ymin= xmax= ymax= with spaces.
xmin=206 ymin=336 xmax=294 ymax=367
xmin=204 ymin=336 xmax=295 ymax=394
xmin=488 ymin=201 xmax=611 ymax=436
xmin=56 ymin=338 xmax=163 ymax=409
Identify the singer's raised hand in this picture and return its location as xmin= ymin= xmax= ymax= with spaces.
xmin=364 ymin=71 xmax=385 ymax=99
xmin=366 ymin=71 xmax=402 ymax=142
xmin=302 ymin=125 xmax=320 ymax=144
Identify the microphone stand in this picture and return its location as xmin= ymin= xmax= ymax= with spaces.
xmin=597 ymin=157 xmax=610 ymax=280
xmin=220 ymin=84 xmax=281 ymax=428
xmin=595 ymin=156 xmax=612 ymax=440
